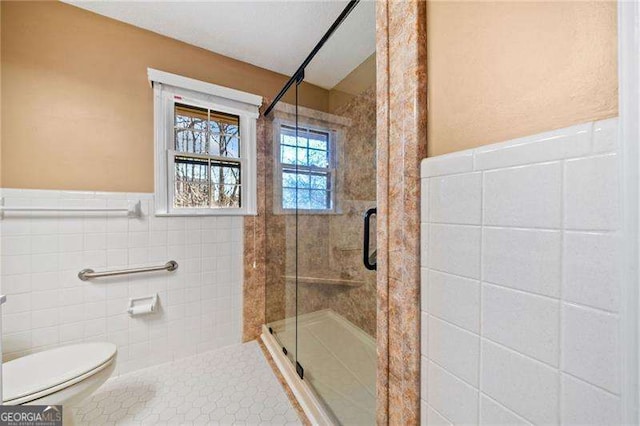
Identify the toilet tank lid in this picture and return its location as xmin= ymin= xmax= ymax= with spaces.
xmin=3 ymin=342 xmax=117 ymax=403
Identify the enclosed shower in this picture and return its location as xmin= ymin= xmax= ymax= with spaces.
xmin=260 ymin=1 xmax=377 ymax=423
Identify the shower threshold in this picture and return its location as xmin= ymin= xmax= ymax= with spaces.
xmin=261 ymin=309 xmax=376 ymax=425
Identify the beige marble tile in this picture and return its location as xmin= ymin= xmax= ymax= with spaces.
xmin=376 ymin=0 xmax=427 ymax=424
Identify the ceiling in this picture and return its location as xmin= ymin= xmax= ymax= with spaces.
xmin=63 ymin=1 xmax=376 ymax=90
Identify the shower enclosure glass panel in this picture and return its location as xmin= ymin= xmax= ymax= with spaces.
xmin=265 ymin=2 xmax=376 ymax=424
xmin=295 ymin=51 xmax=376 ymax=426
xmin=264 ymin=85 xmax=300 ymax=367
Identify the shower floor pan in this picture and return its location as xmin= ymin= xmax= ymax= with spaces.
xmin=262 ymin=309 xmax=376 ymax=425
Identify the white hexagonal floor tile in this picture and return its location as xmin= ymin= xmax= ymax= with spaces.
xmin=73 ymin=341 xmax=302 ymax=425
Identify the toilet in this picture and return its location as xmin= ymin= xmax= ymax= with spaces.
xmin=2 ymin=343 xmax=117 ymax=424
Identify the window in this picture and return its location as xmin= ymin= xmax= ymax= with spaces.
xmin=275 ymin=122 xmax=336 ymax=212
xmin=173 ymin=104 xmax=241 ymax=209
xmin=149 ymin=69 xmax=261 ymax=216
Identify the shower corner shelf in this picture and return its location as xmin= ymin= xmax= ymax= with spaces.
xmin=283 ymin=275 xmax=364 ymax=287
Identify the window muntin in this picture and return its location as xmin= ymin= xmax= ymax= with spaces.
xmin=278 ymin=124 xmax=334 ymax=211
xmin=170 ymin=102 xmax=242 ymax=210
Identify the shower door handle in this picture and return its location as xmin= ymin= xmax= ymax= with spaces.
xmin=363 ymin=208 xmax=377 ymax=271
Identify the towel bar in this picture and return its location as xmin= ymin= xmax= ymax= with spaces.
xmin=0 ymin=198 xmax=141 ymax=218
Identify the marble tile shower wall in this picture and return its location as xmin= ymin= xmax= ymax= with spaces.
xmin=0 ymin=189 xmax=243 ymax=376
xmin=420 ymin=118 xmax=622 ymax=425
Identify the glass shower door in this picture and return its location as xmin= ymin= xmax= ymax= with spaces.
xmin=294 ymin=28 xmax=377 ymax=423
xmin=263 ymin=2 xmax=377 ymax=423
xmin=264 ymin=83 xmax=300 ymax=368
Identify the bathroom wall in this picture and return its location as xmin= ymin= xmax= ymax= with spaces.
xmin=0 ymin=189 xmax=243 ymax=376
xmin=328 ymin=53 xmax=376 ymax=113
xmin=1 ymin=1 xmax=332 ymax=362
xmin=263 ymin=86 xmax=377 ymax=337
xmin=0 ymin=1 xmax=329 ymax=193
xmin=426 ymin=1 xmax=618 ymax=156
xmin=296 ymin=86 xmax=377 ymax=336
xmin=420 ymin=118 xmax=622 ymax=424
xmin=242 ymin=107 xmax=270 ymax=342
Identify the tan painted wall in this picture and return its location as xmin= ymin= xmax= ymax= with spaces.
xmin=427 ymin=1 xmax=618 ymax=157
xmin=328 ymin=53 xmax=376 ymax=113
xmin=0 ymin=1 xmax=329 ymax=192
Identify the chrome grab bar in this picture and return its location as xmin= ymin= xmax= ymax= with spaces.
xmin=78 ymin=260 xmax=178 ymax=281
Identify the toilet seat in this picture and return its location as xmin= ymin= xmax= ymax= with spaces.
xmin=3 ymin=343 xmax=117 ymax=405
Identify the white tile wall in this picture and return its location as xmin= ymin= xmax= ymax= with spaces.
xmin=479 ymin=395 xmax=529 ymax=426
xmin=484 ymin=161 xmax=563 ymax=228
xmin=426 ymin=360 xmax=479 ymax=425
xmin=483 ymin=227 xmax=562 ymax=297
xmin=428 ymin=224 xmax=481 ymax=279
xmin=0 ymin=189 xmax=243 ymax=376
xmin=421 ymin=118 xmax=622 ymax=425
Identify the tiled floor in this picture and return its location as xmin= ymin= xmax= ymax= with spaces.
xmin=269 ymin=310 xmax=376 ymax=425
xmin=74 ymin=341 xmax=302 ymax=425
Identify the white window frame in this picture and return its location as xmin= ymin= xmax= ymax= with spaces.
xmin=149 ymin=69 xmax=261 ymax=216
xmin=272 ymin=118 xmax=338 ymax=215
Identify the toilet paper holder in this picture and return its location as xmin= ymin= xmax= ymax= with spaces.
xmin=127 ymin=294 xmax=158 ymax=316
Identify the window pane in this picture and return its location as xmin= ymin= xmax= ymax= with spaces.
xmin=282 ymin=171 xmax=298 ymax=188
xmin=281 ymin=133 xmax=297 ymax=147
xmin=210 ymin=135 xmax=240 ymax=158
xmin=220 ymin=123 xmax=240 ymax=136
xmin=210 ymin=110 xmax=239 ymax=128
xmin=297 ymin=189 xmax=311 ymax=209
xmin=295 ymin=128 xmax=309 ymax=148
xmin=308 ymin=131 xmax=328 ymax=150
xmin=175 ymin=129 xmax=207 ymax=154
xmin=281 ymin=125 xmax=308 ymax=147
xmin=282 ymin=170 xmax=328 ymax=190
xmin=210 ymin=120 xmax=220 ymax=135
xmin=282 ymin=187 xmax=314 ymax=209
xmin=296 ymin=134 xmax=308 ymax=148
xmin=310 ymin=190 xmax=329 ymax=209
xmin=211 ymin=158 xmax=241 ymax=208
xmin=211 ymin=163 xmax=240 ymax=186
xmin=296 ymin=173 xmax=310 ymax=189
xmin=309 ymin=174 xmax=328 ymax=190
xmin=212 ymin=184 xmax=241 ymax=208
xmin=296 ymin=147 xmax=308 ymax=166
xmin=282 ymin=188 xmax=297 ymax=209
xmin=174 ymin=156 xmax=209 ymax=208
xmin=281 ymin=146 xmax=297 ymax=164
xmin=308 ymin=149 xmax=328 ymax=168
xmin=209 ymin=110 xmax=240 ymax=158
xmin=210 ymin=112 xmax=239 ymax=137
xmin=175 ymin=103 xmax=207 ymax=131
xmin=280 ymin=185 xmax=330 ymax=210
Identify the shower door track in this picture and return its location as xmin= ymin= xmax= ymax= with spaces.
xmin=261 ymin=325 xmax=336 ymax=425
xmin=263 ymin=0 xmax=360 ymax=117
